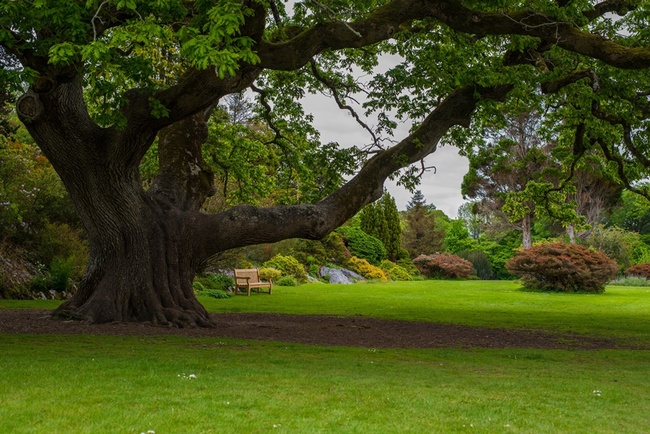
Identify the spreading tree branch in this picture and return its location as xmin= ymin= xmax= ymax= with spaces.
xmin=192 ymin=84 xmax=513 ymax=257
xmin=307 ymin=0 xmax=362 ymax=38
xmin=308 ymin=58 xmax=381 ymax=150
xmin=249 ymin=83 xmax=287 ymax=145
xmin=583 ymin=1 xmax=637 ymax=21
xmin=595 ymin=137 xmax=650 ymax=200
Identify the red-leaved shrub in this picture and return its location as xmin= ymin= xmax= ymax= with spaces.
xmin=413 ymin=253 xmax=475 ymax=279
xmin=625 ymin=263 xmax=650 ymax=279
xmin=505 ymin=242 xmax=617 ymax=293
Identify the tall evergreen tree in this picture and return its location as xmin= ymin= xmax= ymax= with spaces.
xmin=380 ymin=194 xmax=402 ymax=261
xmin=402 ymin=192 xmax=445 ymax=257
xmin=407 ymin=190 xmax=426 ymax=211
xmin=360 ymin=193 xmax=402 ymax=261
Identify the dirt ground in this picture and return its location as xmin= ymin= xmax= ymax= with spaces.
xmin=1 ymin=309 xmax=645 ymax=350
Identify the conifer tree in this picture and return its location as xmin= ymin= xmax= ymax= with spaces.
xmin=360 ymin=193 xmax=402 ymax=261
xmin=402 ymin=192 xmax=445 ymax=257
xmin=380 ymin=194 xmax=402 ymax=261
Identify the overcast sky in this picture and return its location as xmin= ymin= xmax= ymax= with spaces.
xmin=301 ymin=93 xmax=469 ymax=218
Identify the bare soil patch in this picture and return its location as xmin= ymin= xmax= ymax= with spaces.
xmin=0 ymin=309 xmax=644 ymax=350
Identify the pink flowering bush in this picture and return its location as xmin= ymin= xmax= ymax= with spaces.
xmin=413 ymin=253 xmax=475 ymax=279
xmin=506 ymin=242 xmax=617 ymax=293
xmin=625 ymin=263 xmax=650 ymax=279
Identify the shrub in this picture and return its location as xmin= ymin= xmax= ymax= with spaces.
xmin=298 ymin=232 xmax=350 ymax=266
xmin=263 ymin=254 xmax=308 ymax=282
xmin=336 ymin=226 xmax=386 ymax=265
xmin=347 ymin=256 xmax=388 ymax=281
xmin=308 ymin=263 xmax=320 ymax=277
xmin=36 ymin=222 xmax=88 ymax=275
xmin=581 ymin=225 xmax=639 ymax=270
xmin=396 ymin=258 xmax=420 ymax=277
xmin=259 ymin=267 xmax=282 ymax=282
xmin=379 ymin=260 xmax=412 ymax=281
xmin=457 ymin=250 xmax=492 ymax=280
xmin=625 ymin=263 xmax=650 ymax=279
xmin=194 ymin=286 xmax=231 ymax=299
xmin=206 ymin=273 xmax=235 ymax=290
xmin=609 ymin=276 xmax=650 ymax=287
xmin=478 ymin=231 xmax=521 ymax=280
xmin=276 ymin=276 xmax=298 ymax=286
xmin=30 ymin=256 xmax=76 ymax=294
xmin=194 ymin=273 xmax=234 ymax=291
xmin=413 ymin=253 xmax=475 ymax=279
xmin=505 ymin=242 xmax=618 ymax=293
xmin=632 ymin=242 xmax=650 ymax=265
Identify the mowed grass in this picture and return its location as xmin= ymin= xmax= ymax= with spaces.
xmin=201 ymin=280 xmax=650 ymax=345
xmin=1 ymin=280 xmax=650 ymax=433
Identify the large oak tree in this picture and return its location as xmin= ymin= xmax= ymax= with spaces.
xmin=2 ymin=0 xmax=650 ymax=326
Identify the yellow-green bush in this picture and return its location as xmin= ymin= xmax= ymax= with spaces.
xmin=263 ymin=254 xmax=308 ymax=282
xmin=347 ymin=256 xmax=388 ymax=281
xmin=259 ymin=267 xmax=282 ymax=282
xmin=380 ymin=260 xmax=412 ymax=281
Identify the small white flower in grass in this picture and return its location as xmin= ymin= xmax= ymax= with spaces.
xmin=593 ymin=389 xmax=602 ymax=397
xmin=179 ymin=373 xmax=197 ymax=379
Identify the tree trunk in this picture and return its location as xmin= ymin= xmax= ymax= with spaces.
xmin=522 ymin=213 xmax=533 ymax=249
xmin=566 ymin=224 xmax=576 ymax=244
xmin=55 ymin=201 xmax=212 ymax=326
xmin=18 ymin=80 xmax=214 ymax=327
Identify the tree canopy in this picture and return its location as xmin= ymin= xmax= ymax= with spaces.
xmin=2 ymin=0 xmax=650 ymax=325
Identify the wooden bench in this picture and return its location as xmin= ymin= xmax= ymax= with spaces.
xmin=233 ymin=268 xmax=273 ymax=296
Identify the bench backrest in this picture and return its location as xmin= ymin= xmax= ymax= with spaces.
xmin=234 ymin=268 xmax=261 ymax=285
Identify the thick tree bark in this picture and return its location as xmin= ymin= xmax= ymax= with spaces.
xmin=56 ymin=201 xmax=213 ymax=326
xmin=17 ymin=79 xmax=213 ymax=326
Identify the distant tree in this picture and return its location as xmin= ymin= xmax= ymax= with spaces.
xmin=462 ymin=111 xmax=563 ymax=249
xmin=443 ymin=219 xmax=469 ymax=253
xmin=402 ymin=192 xmax=444 ymax=257
xmin=457 ymin=201 xmax=487 ymax=241
xmin=359 ymin=202 xmax=386 ymax=248
xmin=609 ymin=189 xmax=650 ymax=236
xmin=382 ymin=194 xmax=402 ymax=260
xmin=554 ymin=148 xmax=622 ymax=243
xmin=407 ymin=190 xmax=426 ymax=211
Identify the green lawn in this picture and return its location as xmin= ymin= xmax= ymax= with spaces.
xmin=1 ymin=281 xmax=649 ymax=433
xmin=200 ymin=280 xmax=650 ymax=345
